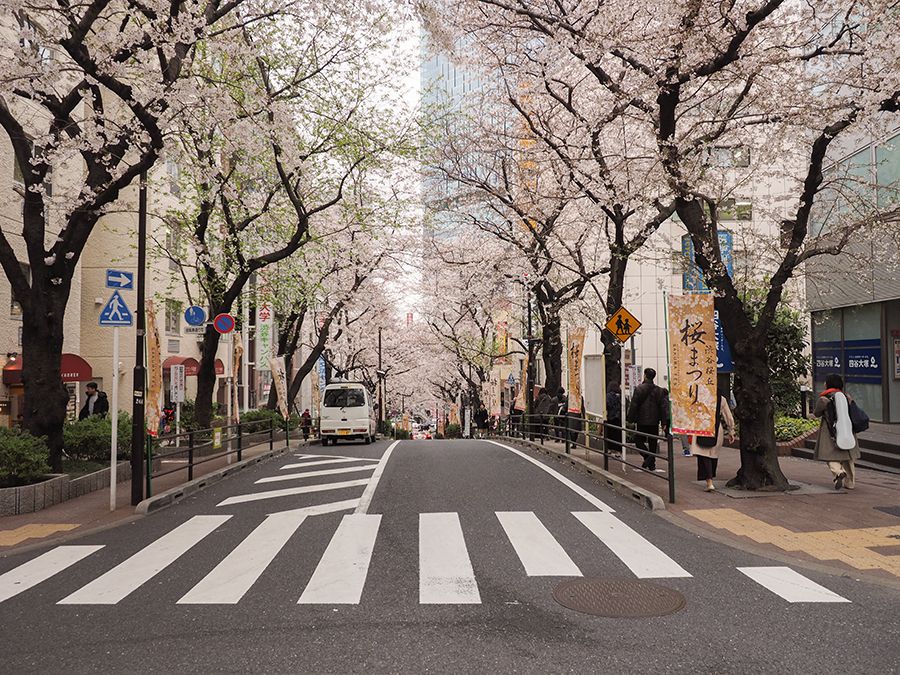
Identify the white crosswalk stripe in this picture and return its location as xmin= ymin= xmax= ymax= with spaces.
xmin=419 ymin=512 xmax=481 ymax=604
xmin=299 ymin=514 xmax=381 ymax=604
xmin=256 ymin=464 xmax=377 ymax=484
xmin=0 ymin=510 xmax=855 ymax=608
xmin=59 ymin=516 xmax=230 ymax=605
xmin=737 ymin=566 xmax=850 ymax=603
xmin=217 ymin=478 xmax=371 ymax=506
xmin=497 ymin=512 xmax=581 ymax=577
xmin=280 ymin=458 xmax=380 ymax=470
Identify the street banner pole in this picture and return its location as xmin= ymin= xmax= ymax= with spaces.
xmin=621 ymin=344 xmax=627 ymax=472
xmin=226 ymin=338 xmax=233 ymax=464
xmin=110 ymin=326 xmax=119 ymax=511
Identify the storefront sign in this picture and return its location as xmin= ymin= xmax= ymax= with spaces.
xmin=814 ymin=339 xmax=882 ymax=384
xmin=567 ymin=328 xmax=586 ymax=413
xmin=667 ymin=294 xmax=717 ymax=437
xmin=170 ymin=364 xmax=186 ymax=404
xmin=714 ymin=310 xmax=734 ymax=373
xmin=682 ymin=231 xmax=734 ymax=292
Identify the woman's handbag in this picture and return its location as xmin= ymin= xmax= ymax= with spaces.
xmin=848 ymin=400 xmax=870 ymax=434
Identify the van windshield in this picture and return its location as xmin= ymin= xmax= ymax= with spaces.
xmin=323 ymin=388 xmax=366 ymax=408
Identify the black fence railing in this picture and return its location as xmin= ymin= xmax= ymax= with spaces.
xmin=498 ymin=414 xmax=676 ymax=503
xmin=145 ymin=418 xmax=297 ymax=498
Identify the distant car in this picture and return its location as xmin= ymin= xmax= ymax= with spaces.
xmin=412 ymin=430 xmax=432 ymax=440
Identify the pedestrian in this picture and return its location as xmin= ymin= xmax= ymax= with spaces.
xmin=78 ymin=382 xmax=109 ymax=420
xmin=475 ymin=404 xmax=489 ymax=438
xmin=691 ymin=394 xmax=735 ymax=492
xmin=814 ymin=374 xmax=861 ymax=490
xmin=626 ymin=368 xmax=669 ymax=471
xmin=554 ymin=387 xmax=568 ymax=439
xmin=300 ymin=408 xmax=312 ymax=441
xmin=605 ymin=381 xmax=622 ymax=456
xmin=534 ymin=388 xmax=552 ymax=439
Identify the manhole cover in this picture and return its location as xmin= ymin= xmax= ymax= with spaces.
xmin=552 ymin=577 xmax=685 ymax=618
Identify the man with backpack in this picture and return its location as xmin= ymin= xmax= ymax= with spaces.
xmin=626 ymin=368 xmax=670 ymax=471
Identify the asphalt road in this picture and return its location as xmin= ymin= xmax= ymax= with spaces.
xmin=1 ymin=438 xmax=898 ymax=674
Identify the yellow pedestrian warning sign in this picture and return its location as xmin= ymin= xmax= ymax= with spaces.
xmin=606 ymin=306 xmax=641 ymax=343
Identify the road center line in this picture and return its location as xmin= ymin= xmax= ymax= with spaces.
xmin=354 ymin=441 xmax=399 ymax=515
xmin=484 ymin=440 xmax=614 ymax=512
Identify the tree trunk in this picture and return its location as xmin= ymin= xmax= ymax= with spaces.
xmin=21 ymin=291 xmax=70 ymax=472
xmin=542 ymin=312 xmax=564 ymax=395
xmin=603 ymin=253 xmax=628 ymax=388
xmin=194 ymin=325 xmax=222 ymax=429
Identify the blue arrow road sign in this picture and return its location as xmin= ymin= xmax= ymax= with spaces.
xmin=99 ymin=290 xmax=133 ymax=326
xmin=184 ymin=305 xmax=207 ymax=326
xmin=106 ymin=269 xmax=134 ymax=290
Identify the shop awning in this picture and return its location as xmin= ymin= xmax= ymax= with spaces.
xmin=162 ymin=356 xmax=201 ymax=377
xmin=2 ymin=353 xmax=93 ymax=385
xmin=214 ymin=358 xmax=225 ymax=375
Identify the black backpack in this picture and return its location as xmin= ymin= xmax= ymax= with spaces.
xmin=696 ymin=397 xmax=721 ymax=448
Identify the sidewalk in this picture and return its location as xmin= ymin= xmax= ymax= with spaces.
xmin=0 ymin=436 xmax=313 ymax=556
xmin=525 ymin=436 xmax=900 ymax=586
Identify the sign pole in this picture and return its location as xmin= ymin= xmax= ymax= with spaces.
xmin=176 ymin=402 xmax=181 ymax=448
xmin=620 ymin=343 xmax=627 ymax=472
xmin=130 ymin=171 xmax=147 ymax=506
xmin=110 ymin=326 xmax=119 ymax=511
xmin=226 ymin=340 xmax=233 ymax=464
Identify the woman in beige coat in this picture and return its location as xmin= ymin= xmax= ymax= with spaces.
xmin=814 ymin=373 xmax=861 ymax=490
xmin=690 ymin=395 xmax=736 ymax=492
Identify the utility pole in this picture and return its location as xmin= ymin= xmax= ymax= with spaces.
xmin=377 ymin=327 xmax=384 ymax=430
xmin=130 ymin=170 xmax=147 ymax=506
xmin=525 ymin=284 xmax=535 ymax=437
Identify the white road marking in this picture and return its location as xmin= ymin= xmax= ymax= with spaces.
xmin=419 ymin=512 xmax=481 ymax=604
xmin=256 ymin=464 xmax=377 ymax=484
xmin=496 ymin=512 xmax=581 ymax=577
xmin=267 ymin=499 xmax=361 ymax=518
xmin=573 ymin=511 xmax=692 ymax=579
xmin=280 ymin=458 xmax=379 ymax=470
xmin=217 ymin=479 xmax=370 ymax=506
xmin=298 ymin=514 xmax=381 ymax=604
xmin=484 ymin=440 xmax=614 ymax=512
xmin=293 ymin=454 xmax=372 ymax=461
xmin=179 ymin=513 xmax=307 ymax=604
xmin=59 ymin=516 xmax=230 ymax=604
xmin=354 ymin=441 xmax=399 ymax=515
xmin=0 ymin=546 xmax=104 ymax=603
xmin=737 ymin=566 xmax=850 ymax=603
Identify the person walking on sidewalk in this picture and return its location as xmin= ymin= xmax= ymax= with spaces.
xmin=814 ymin=374 xmax=860 ymax=490
xmin=534 ymin=388 xmax=552 ymax=439
xmin=626 ymin=369 xmax=669 ymax=471
xmin=691 ymin=395 xmax=735 ymax=492
xmin=300 ymin=409 xmax=312 ymax=441
xmin=605 ymin=381 xmax=622 ymax=456
xmin=79 ymin=382 xmax=109 ymax=420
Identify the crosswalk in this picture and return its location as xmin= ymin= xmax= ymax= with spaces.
xmin=0 ymin=508 xmax=852 ymax=607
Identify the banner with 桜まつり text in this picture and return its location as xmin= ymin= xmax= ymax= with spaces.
xmin=667 ymin=294 xmax=716 ymax=437
xmin=567 ymin=328 xmax=586 ymax=413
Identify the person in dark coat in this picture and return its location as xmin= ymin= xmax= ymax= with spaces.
xmin=606 ymin=381 xmax=623 ymax=455
xmin=553 ymin=387 xmax=568 ymax=439
xmin=300 ymin=409 xmax=312 ymax=441
xmin=626 ymin=369 xmax=669 ymax=471
xmin=534 ymin=388 xmax=552 ymax=439
xmin=474 ymin=404 xmax=489 ymax=438
xmin=79 ymin=382 xmax=109 ymax=420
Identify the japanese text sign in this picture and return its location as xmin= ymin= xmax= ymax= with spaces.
xmin=567 ymin=328 xmax=586 ymax=413
xmin=668 ymin=294 xmax=717 ymax=437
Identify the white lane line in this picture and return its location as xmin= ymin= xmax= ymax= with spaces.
xmin=217 ymin=479 xmax=370 ymax=507
xmin=267 ymin=498 xmax=361 ymax=518
xmin=256 ymin=465 xmax=377 ymax=484
xmin=293 ymin=454 xmax=373 ymax=461
xmin=354 ymin=441 xmax=399 ymax=515
xmin=59 ymin=516 xmax=230 ymax=604
xmin=280 ymin=458 xmax=379 ymax=470
xmin=737 ymin=567 xmax=850 ymax=603
xmin=573 ymin=511 xmax=691 ymax=579
xmin=179 ymin=513 xmax=307 ymax=604
xmin=298 ymin=514 xmax=381 ymax=604
xmin=0 ymin=546 xmax=104 ymax=603
xmin=484 ymin=440 xmax=614 ymax=512
xmin=496 ymin=512 xmax=581 ymax=577
xmin=419 ymin=512 xmax=481 ymax=604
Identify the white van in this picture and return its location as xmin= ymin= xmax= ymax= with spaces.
xmin=319 ymin=381 xmax=377 ymax=445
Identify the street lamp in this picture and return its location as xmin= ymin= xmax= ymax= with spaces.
xmin=130 ymin=170 xmax=147 ymax=506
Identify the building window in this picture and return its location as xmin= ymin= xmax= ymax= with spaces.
xmin=717 ymin=198 xmax=752 ymax=221
xmin=166 ymin=158 xmax=180 ymax=196
xmin=876 ymin=134 xmax=899 ymax=210
xmin=165 ymin=299 xmax=182 ymax=334
xmin=17 ymin=16 xmax=53 ymax=65
xmin=709 ymin=145 xmax=750 ymax=168
xmin=10 ymin=263 xmax=30 ymax=317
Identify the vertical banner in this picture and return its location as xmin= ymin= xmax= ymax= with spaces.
xmin=170 ymin=364 xmax=186 ymax=403
xmin=256 ymin=302 xmax=274 ymax=372
xmin=450 ymin=404 xmax=459 ymax=426
xmin=269 ymin=356 xmax=290 ymax=420
xmin=232 ymin=330 xmax=243 ymax=423
xmin=513 ymin=357 xmax=529 ymax=411
xmin=667 ymin=294 xmax=717 ymax=436
xmin=145 ymin=298 xmax=162 ymax=437
xmin=567 ymin=327 xmax=586 ymax=413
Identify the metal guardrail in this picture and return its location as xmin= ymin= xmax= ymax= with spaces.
xmin=145 ymin=418 xmax=299 ymax=497
xmin=499 ymin=413 xmax=676 ymax=503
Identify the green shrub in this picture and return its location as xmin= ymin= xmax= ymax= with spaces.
xmin=63 ymin=412 xmax=132 ymax=462
xmin=774 ymin=416 xmax=819 ymax=442
xmin=241 ymin=407 xmax=299 ymax=430
xmin=0 ymin=428 xmax=50 ymax=486
xmin=444 ymin=423 xmax=461 ymax=439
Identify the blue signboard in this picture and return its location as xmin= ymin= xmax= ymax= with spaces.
xmin=184 ymin=305 xmax=207 ymax=326
xmin=813 ymin=339 xmax=881 ymax=384
xmin=682 ymin=231 xmax=734 ymax=292
xmin=99 ymin=290 xmax=133 ymax=326
xmin=714 ymin=310 xmax=734 ymax=373
xmin=317 ymin=356 xmax=327 ymax=389
xmin=105 ymin=269 xmax=134 ymax=290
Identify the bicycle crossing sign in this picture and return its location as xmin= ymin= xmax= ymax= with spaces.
xmin=605 ymin=306 xmax=641 ymax=343
xmin=99 ymin=290 xmax=133 ymax=326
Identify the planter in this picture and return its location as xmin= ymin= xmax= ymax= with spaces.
xmin=0 ymin=460 xmax=133 ymax=517
xmin=724 ymin=428 xmax=819 ymax=457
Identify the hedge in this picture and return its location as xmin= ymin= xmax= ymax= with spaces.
xmin=0 ymin=427 xmax=50 ymax=486
xmin=63 ymin=412 xmax=132 ymax=462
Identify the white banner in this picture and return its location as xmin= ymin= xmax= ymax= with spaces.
xmin=170 ymin=364 xmax=186 ymax=404
xmin=270 ymin=356 xmax=290 ymax=420
xmin=256 ymin=302 xmax=274 ymax=371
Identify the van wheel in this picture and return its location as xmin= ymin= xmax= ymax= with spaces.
xmin=323 ymin=438 xmax=331 ymax=446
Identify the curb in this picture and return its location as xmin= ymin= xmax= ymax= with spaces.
xmin=135 ymin=439 xmax=318 ymax=515
xmin=497 ymin=437 xmax=666 ymax=511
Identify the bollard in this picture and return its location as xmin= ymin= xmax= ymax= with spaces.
xmin=565 ymin=413 xmax=571 ymax=455
xmin=188 ymin=431 xmax=195 ymax=481
xmin=145 ymin=437 xmax=152 ymax=498
xmin=237 ymin=422 xmax=243 ymax=462
xmin=269 ymin=419 xmax=274 ymax=451
xmin=667 ymin=433 xmax=675 ymax=504
xmin=603 ymin=423 xmax=609 ymax=471
xmin=285 ymin=419 xmax=290 ymax=450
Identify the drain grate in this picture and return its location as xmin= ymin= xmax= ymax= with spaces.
xmin=552 ymin=577 xmax=686 ymax=618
